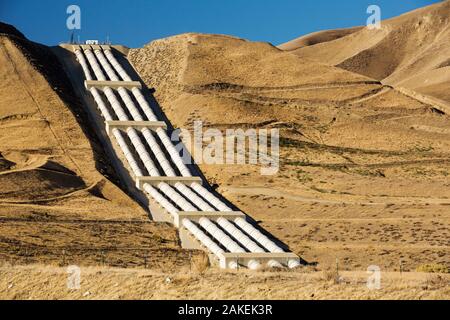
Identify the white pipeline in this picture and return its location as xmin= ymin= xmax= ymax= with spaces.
xmin=95 ymin=50 xmax=215 ymax=212
xmin=235 ymin=218 xmax=300 ymax=269
xmin=82 ymin=48 xmax=251 ymax=266
xmin=181 ymin=218 xmax=239 ymax=269
xmin=80 ymin=47 xmax=300 ymax=269
xmin=103 ymin=48 xmax=299 ymax=268
xmin=75 ymin=49 xmax=142 ymax=177
xmin=199 ymin=218 xmax=260 ymax=270
xmin=84 ymin=49 xmax=209 ymax=218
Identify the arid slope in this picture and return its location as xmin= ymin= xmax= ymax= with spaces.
xmin=279 ymin=0 xmax=450 ymax=103
xmin=130 ymin=32 xmax=450 ymax=271
xmin=0 ymin=23 xmax=195 ymax=270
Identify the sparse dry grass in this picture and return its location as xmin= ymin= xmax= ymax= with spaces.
xmin=417 ymin=264 xmax=449 ymax=274
xmin=190 ymin=253 xmax=210 ymax=274
xmin=0 ymin=265 xmax=448 ymax=300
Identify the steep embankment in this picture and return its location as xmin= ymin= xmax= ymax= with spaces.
xmin=129 ymin=33 xmax=450 ymax=271
xmin=279 ymin=1 xmax=450 ymax=103
xmin=0 ymin=22 xmax=196 ymax=270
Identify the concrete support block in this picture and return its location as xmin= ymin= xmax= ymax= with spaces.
xmin=174 ymin=211 xmax=245 ymax=228
xmin=79 ymin=44 xmax=94 ymax=50
xmin=136 ymin=176 xmax=203 ymax=190
xmin=179 ymin=227 xmax=221 ymax=267
xmin=220 ymin=252 xmax=299 ymax=269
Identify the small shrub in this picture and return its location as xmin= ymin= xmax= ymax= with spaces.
xmin=321 ymin=269 xmax=340 ymax=284
xmin=190 ymin=253 xmax=210 ymax=274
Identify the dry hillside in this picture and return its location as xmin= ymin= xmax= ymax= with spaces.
xmin=0 ymin=22 xmax=197 ymax=271
xmin=0 ymin=2 xmax=449 ymax=300
xmin=1 ymin=265 xmax=448 ymax=300
xmin=129 ymin=32 xmax=450 ymax=272
xmin=279 ymin=0 xmax=450 ymax=104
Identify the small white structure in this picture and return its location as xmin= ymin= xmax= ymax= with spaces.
xmin=85 ymin=40 xmax=99 ymax=45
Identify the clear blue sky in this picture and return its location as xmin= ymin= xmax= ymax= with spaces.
xmin=0 ymin=0 xmax=441 ymax=47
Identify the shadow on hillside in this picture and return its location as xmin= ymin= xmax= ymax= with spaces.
xmin=2 ymin=33 xmax=126 ymax=196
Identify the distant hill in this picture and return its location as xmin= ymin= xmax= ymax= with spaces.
xmin=279 ymin=0 xmax=450 ymax=103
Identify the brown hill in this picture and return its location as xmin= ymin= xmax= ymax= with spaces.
xmin=279 ymin=1 xmax=450 ymax=103
xmin=0 ymin=3 xmax=449 ymax=298
xmin=129 ymin=32 xmax=450 ymax=271
xmin=0 ymin=22 xmax=195 ymax=270
xmin=278 ymin=27 xmax=363 ymax=51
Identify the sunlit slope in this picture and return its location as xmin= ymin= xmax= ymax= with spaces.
xmin=279 ymin=1 xmax=450 ymax=102
xmin=130 ymin=33 xmax=450 ymax=271
xmin=0 ymin=22 xmax=192 ymax=269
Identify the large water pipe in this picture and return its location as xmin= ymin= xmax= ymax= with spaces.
xmin=75 ymin=48 xmax=237 ymax=267
xmin=102 ymin=51 xmax=241 ymax=214
xmin=93 ymin=48 xmax=260 ymax=269
xmin=75 ymin=49 xmax=143 ymax=177
xmin=95 ymin=49 xmax=216 ymax=212
xmin=85 ymin=49 xmax=199 ymax=208
xmin=235 ymin=218 xmax=300 ymax=269
xmin=82 ymin=48 xmax=261 ymax=269
xmin=103 ymin=48 xmax=299 ymax=268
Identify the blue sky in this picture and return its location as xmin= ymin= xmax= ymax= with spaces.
xmin=0 ymin=0 xmax=441 ymax=47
